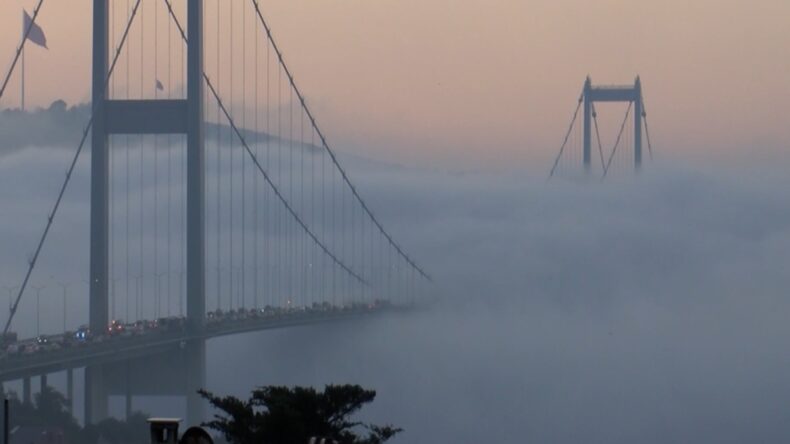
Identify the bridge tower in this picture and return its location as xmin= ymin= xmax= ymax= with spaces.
xmin=582 ymin=76 xmax=643 ymax=171
xmin=88 ymin=0 xmax=205 ymax=424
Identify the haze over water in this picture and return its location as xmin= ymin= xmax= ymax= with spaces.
xmin=1 ymin=1 xmax=790 ymax=443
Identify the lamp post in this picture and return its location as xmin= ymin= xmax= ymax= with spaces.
xmin=81 ymin=279 xmax=90 ymax=328
xmin=109 ymin=278 xmax=121 ymax=322
xmin=156 ymin=273 xmax=167 ymax=318
xmin=134 ymin=275 xmax=143 ymax=321
xmin=179 ymin=271 xmax=185 ymax=317
xmin=57 ymin=282 xmax=70 ymax=333
xmin=31 ymin=285 xmax=46 ymax=337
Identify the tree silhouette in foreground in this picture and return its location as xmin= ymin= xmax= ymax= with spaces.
xmin=2 ymin=386 xmax=149 ymax=444
xmin=199 ymin=385 xmax=402 ymax=444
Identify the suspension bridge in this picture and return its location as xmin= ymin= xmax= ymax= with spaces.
xmin=549 ymin=76 xmax=655 ymax=179
xmin=0 ymin=0 xmax=430 ymax=425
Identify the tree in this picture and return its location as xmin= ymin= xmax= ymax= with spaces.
xmin=2 ymin=387 xmax=149 ymax=444
xmin=4 ymin=386 xmax=83 ymax=442
xmin=199 ymin=385 xmax=402 ymax=444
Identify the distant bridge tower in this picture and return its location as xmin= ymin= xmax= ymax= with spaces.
xmin=89 ymin=0 xmax=205 ymax=424
xmin=583 ymin=76 xmax=643 ymax=170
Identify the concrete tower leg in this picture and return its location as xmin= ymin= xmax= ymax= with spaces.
xmin=87 ymin=1 xmax=110 ymax=425
xmin=186 ymin=0 xmax=206 ymax=333
xmin=89 ymin=0 xmax=110 ymax=336
xmin=582 ymin=77 xmax=592 ymax=172
xmin=634 ymin=76 xmax=643 ymax=170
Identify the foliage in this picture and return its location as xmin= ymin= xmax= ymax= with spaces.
xmin=4 ymin=387 xmax=82 ymax=443
xmin=2 ymin=387 xmax=149 ymax=444
xmin=200 ymin=385 xmax=402 ymax=444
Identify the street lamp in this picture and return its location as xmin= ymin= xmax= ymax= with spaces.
xmin=31 ymin=285 xmax=46 ymax=337
xmin=133 ymin=275 xmax=143 ymax=321
xmin=56 ymin=282 xmax=70 ymax=333
xmin=156 ymin=272 xmax=167 ymax=319
xmin=178 ymin=271 xmax=185 ymax=317
xmin=108 ymin=277 xmax=122 ymax=322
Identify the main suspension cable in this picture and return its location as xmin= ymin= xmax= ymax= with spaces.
xmin=3 ymin=0 xmax=143 ymax=335
xmin=0 ymin=0 xmax=45 ymax=104
xmin=248 ymin=0 xmax=430 ymax=282
xmin=162 ymin=1 xmax=367 ymax=286
xmin=548 ymin=91 xmax=584 ymax=178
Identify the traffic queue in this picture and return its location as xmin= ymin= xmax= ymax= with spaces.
xmin=0 ymin=299 xmax=392 ymax=359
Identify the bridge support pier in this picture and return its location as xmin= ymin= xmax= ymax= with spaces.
xmin=66 ymin=368 xmax=74 ymax=414
xmin=22 ymin=377 xmax=31 ymax=405
xmin=40 ymin=374 xmax=47 ymax=393
xmin=85 ymin=365 xmax=108 ymax=424
xmin=125 ymin=362 xmax=132 ymax=419
xmin=185 ymin=339 xmax=206 ymax=427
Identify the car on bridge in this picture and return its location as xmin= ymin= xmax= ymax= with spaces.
xmin=0 ymin=299 xmax=399 ymax=363
xmin=74 ymin=325 xmax=91 ymax=343
xmin=108 ymin=319 xmax=127 ymax=336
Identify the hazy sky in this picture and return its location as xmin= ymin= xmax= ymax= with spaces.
xmin=4 ymin=3 xmax=790 ymax=440
xmin=1 ymin=0 xmax=789 ymax=169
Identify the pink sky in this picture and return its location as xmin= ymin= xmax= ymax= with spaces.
xmin=1 ymin=0 xmax=789 ymax=169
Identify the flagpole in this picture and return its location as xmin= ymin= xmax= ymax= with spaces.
xmin=21 ymin=46 xmax=25 ymax=112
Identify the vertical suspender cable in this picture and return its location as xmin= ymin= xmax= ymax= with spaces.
xmin=139 ymin=0 xmax=145 ymax=319
xmin=602 ymin=102 xmax=633 ymax=179
xmin=110 ymin=3 xmax=116 ymax=321
xmin=180 ymin=2 xmax=186 ymax=316
xmin=125 ymin=0 xmax=132 ymax=322
xmin=254 ymin=3 xmax=260 ymax=310
xmin=592 ymin=103 xmax=606 ymax=173
xmin=549 ymin=92 xmax=584 ymax=178
xmin=312 ymin=124 xmax=317 ymax=305
xmin=154 ymin=0 xmax=160 ymax=318
xmin=641 ymin=96 xmax=654 ymax=161
xmin=266 ymin=32 xmax=274 ymax=305
xmin=250 ymin=0 xmax=430 ymax=282
xmin=215 ymin=0 xmax=222 ymax=311
xmin=289 ymin=87 xmax=294 ymax=305
xmin=166 ymin=2 xmax=173 ymax=316
xmin=241 ymin=0 xmax=247 ymax=310
xmin=229 ymin=0 xmax=235 ymax=310
xmin=300 ymin=96 xmax=305 ymax=305
xmin=3 ymin=0 xmax=143 ymax=334
xmin=277 ymin=58 xmax=282 ymax=307
xmin=163 ymin=0 xmax=369 ymax=297
xmin=321 ymin=126 xmax=326 ymax=304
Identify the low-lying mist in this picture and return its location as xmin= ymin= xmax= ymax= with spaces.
xmin=2 ymin=143 xmax=790 ymax=442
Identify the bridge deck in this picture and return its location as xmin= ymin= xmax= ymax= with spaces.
xmin=0 ymin=308 xmax=393 ymax=382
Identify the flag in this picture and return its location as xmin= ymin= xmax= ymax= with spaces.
xmin=156 ymin=79 xmax=165 ymax=91
xmin=23 ymin=10 xmax=47 ymax=49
